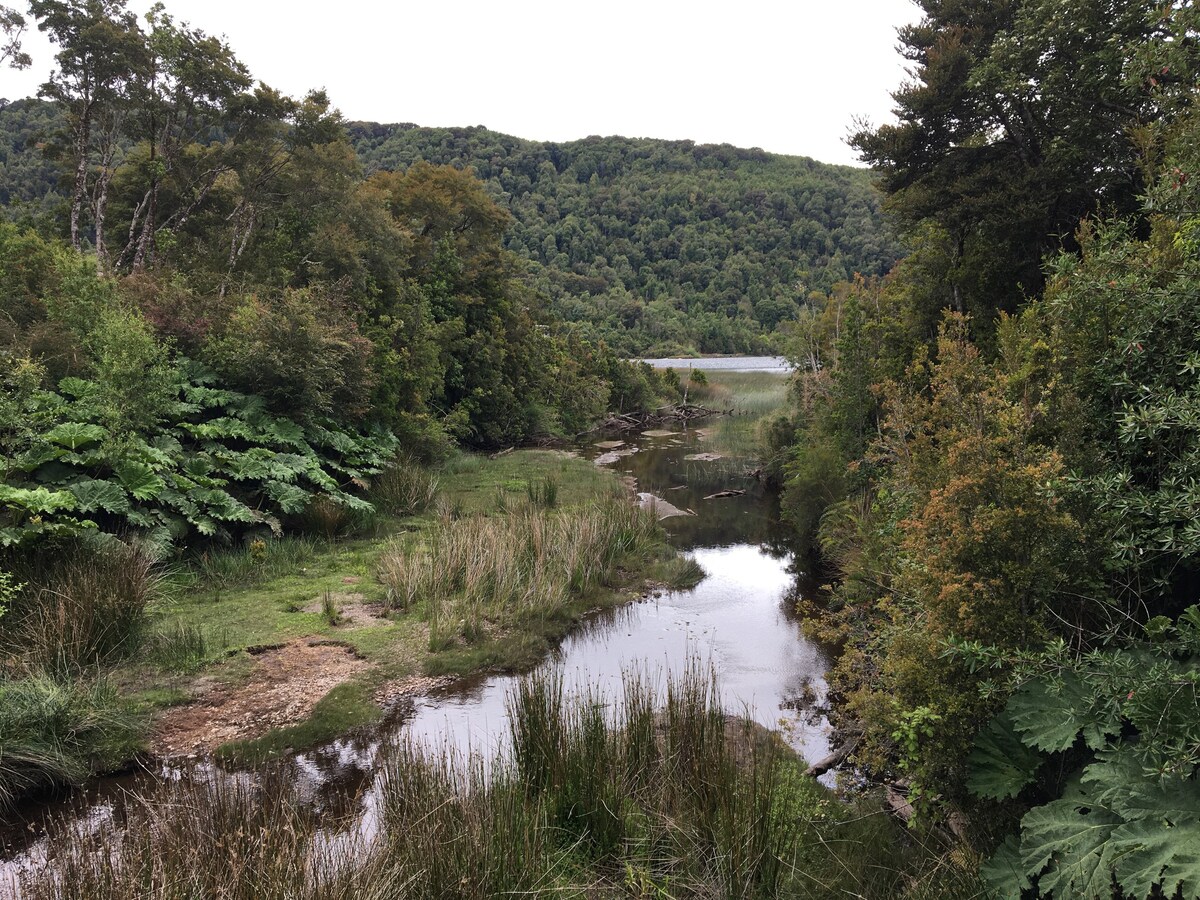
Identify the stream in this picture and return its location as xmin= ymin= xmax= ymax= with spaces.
xmin=1 ymin=367 xmax=831 ymax=890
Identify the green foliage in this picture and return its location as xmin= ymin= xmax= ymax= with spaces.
xmin=966 ymin=611 xmax=1200 ymax=898
xmin=0 ymin=673 xmax=141 ymax=812
xmin=851 ymin=0 xmax=1198 ymax=331
xmin=348 ymin=125 xmax=903 ymax=355
xmin=201 ymin=288 xmax=376 ymax=423
xmin=1 ymin=362 xmax=396 ymax=548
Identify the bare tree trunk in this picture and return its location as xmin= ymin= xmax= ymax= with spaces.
xmin=68 ymin=102 xmax=93 ymax=251
xmin=91 ymin=115 xmax=121 ymax=274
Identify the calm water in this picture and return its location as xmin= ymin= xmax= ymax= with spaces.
xmin=1 ymin=408 xmax=830 ymax=889
xmin=639 ymin=356 xmax=791 ymax=373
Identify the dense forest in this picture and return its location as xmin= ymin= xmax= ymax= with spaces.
xmin=349 ymin=124 xmax=903 ymax=354
xmin=768 ymin=1 xmax=1200 ymax=896
xmin=0 ymin=99 xmax=903 ymax=356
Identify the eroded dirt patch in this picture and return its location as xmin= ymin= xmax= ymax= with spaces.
xmin=151 ymin=640 xmax=370 ymax=757
xmin=302 ymin=591 xmax=386 ymax=627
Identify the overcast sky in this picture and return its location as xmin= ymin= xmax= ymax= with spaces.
xmin=2 ymin=0 xmax=921 ymax=166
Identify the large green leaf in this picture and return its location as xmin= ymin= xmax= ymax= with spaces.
xmin=979 ymin=835 xmax=1030 ymax=900
xmin=1109 ymin=815 xmax=1200 ymax=899
xmin=44 ymin=422 xmax=108 ymax=451
xmin=0 ymin=484 xmax=78 ymax=514
xmin=190 ymin=488 xmax=256 ymax=523
xmin=968 ymin=711 xmax=1044 ymax=800
xmin=1018 ymin=798 xmax=1123 ymax=900
xmin=68 ymin=479 xmax=130 ymax=514
xmin=218 ymin=448 xmax=276 ymax=481
xmin=260 ymin=417 xmax=305 ymax=447
xmin=263 ymin=481 xmax=312 ymax=515
xmin=1009 ymin=673 xmax=1116 ymax=752
xmin=265 ymin=453 xmax=312 ymax=482
xmin=115 ymin=461 xmax=166 ymax=501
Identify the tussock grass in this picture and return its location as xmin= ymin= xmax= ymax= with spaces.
xmin=370 ymin=455 xmax=440 ymax=516
xmin=2 ymin=543 xmax=160 ymax=674
xmin=0 ymin=674 xmax=141 ymax=813
xmin=297 ymin=495 xmax=375 ymax=539
xmin=377 ymin=498 xmax=661 ymax=648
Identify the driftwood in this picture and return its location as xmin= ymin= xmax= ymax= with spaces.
xmin=703 ymin=489 xmax=746 ymax=500
xmin=595 ymin=403 xmax=730 ymax=433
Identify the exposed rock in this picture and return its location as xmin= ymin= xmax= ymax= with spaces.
xmin=637 ymin=492 xmax=695 ymax=519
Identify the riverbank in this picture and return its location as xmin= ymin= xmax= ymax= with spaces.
xmin=13 ymin=666 xmax=977 ymax=900
xmin=0 ymin=449 xmax=692 ymax=814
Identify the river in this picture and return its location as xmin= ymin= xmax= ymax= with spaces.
xmin=1 ymin=378 xmax=831 ymax=891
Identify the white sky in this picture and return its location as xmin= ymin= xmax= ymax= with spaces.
xmin=2 ymin=0 xmax=921 ymax=166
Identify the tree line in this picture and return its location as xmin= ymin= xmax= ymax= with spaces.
xmin=769 ymin=1 xmax=1200 ymax=896
xmin=0 ymin=0 xmax=676 ymax=555
xmin=2 ymin=94 xmax=904 ymax=358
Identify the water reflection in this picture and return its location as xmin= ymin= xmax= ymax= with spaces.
xmin=1 ymin=413 xmax=832 ymax=885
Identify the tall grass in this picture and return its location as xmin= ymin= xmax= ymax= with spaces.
xmin=142 ymin=621 xmax=217 ymax=673
xmin=370 ymin=455 xmax=441 ymax=516
xmin=1 ymin=543 xmax=160 ymax=674
xmin=15 ymin=772 xmax=374 ymax=900
xmin=14 ymin=665 xmax=984 ymax=899
xmin=187 ymin=535 xmax=320 ymax=589
xmin=377 ymin=498 xmax=661 ymax=648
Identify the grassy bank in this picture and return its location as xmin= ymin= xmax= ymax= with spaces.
xmin=0 ymin=449 xmax=686 ymax=801
xmin=14 ymin=666 xmax=978 ymax=899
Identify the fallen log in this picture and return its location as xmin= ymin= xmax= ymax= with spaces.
xmin=803 ymin=742 xmax=854 ymax=778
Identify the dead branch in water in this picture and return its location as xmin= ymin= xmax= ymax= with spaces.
xmin=595 ymin=403 xmax=730 ymax=433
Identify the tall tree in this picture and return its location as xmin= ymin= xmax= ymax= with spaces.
xmin=117 ymin=3 xmax=251 ymax=271
xmin=852 ymin=0 xmax=1199 ymax=328
xmin=30 ymin=0 xmax=147 ymax=254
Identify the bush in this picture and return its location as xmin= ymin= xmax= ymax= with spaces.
xmin=202 ymin=287 xmax=377 ymax=424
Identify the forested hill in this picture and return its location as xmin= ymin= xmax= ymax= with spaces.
xmin=0 ymin=96 xmax=902 ymax=355
xmin=347 ymin=124 xmax=903 ymax=354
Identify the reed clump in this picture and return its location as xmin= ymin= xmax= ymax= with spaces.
xmin=370 ymin=455 xmax=441 ymax=516
xmin=377 ymin=498 xmax=661 ymax=647
xmin=15 ymin=772 xmax=375 ymax=900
